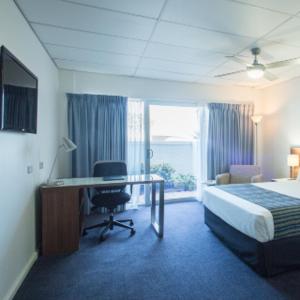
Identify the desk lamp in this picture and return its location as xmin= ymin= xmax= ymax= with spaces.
xmin=47 ymin=137 xmax=77 ymax=184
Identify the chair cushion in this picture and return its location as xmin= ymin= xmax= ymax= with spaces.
xmin=230 ymin=175 xmax=252 ymax=184
xmin=91 ymin=191 xmax=131 ymax=209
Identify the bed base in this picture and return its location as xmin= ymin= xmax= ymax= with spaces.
xmin=204 ymin=206 xmax=300 ymax=277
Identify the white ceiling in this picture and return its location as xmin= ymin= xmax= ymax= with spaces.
xmin=14 ymin=0 xmax=300 ymax=88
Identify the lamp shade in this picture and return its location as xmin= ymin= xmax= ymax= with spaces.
xmin=62 ymin=137 xmax=77 ymax=152
xmin=251 ymin=115 xmax=263 ymax=124
xmin=287 ymin=154 xmax=299 ymax=167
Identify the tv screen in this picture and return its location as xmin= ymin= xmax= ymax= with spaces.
xmin=0 ymin=46 xmax=38 ymax=134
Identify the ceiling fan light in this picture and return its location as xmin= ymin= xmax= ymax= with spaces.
xmin=247 ymin=68 xmax=264 ymax=79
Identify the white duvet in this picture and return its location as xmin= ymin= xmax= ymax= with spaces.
xmin=203 ymin=181 xmax=300 ymax=242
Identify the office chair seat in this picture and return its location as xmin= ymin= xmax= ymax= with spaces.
xmin=91 ymin=191 xmax=131 ymax=210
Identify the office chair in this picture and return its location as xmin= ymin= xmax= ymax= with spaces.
xmin=83 ymin=161 xmax=135 ymax=242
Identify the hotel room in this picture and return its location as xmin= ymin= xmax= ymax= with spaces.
xmin=1 ymin=0 xmax=300 ymax=299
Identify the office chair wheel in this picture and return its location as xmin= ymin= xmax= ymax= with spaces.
xmin=130 ymin=221 xmax=134 ymax=226
xmin=130 ymin=229 xmax=136 ymax=236
xmin=99 ymin=235 xmax=106 ymax=242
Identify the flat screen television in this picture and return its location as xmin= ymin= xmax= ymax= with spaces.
xmin=0 ymin=46 xmax=38 ymax=134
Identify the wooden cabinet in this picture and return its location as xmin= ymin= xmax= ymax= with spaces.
xmin=40 ymin=187 xmax=84 ymax=256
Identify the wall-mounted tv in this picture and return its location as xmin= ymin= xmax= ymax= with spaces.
xmin=0 ymin=46 xmax=38 ymax=134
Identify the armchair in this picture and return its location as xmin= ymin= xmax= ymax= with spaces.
xmin=216 ymin=165 xmax=263 ymax=185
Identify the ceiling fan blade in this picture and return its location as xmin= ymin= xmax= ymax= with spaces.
xmin=265 ymin=57 xmax=300 ymax=69
xmin=226 ymin=56 xmax=248 ymax=65
xmin=258 ymin=49 xmax=274 ymax=61
xmin=264 ymin=71 xmax=278 ymax=81
xmin=214 ymin=69 xmax=246 ymax=78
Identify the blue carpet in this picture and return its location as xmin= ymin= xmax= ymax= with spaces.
xmin=14 ymin=202 xmax=300 ymax=300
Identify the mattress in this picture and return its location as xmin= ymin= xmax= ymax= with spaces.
xmin=203 ymin=181 xmax=300 ymax=242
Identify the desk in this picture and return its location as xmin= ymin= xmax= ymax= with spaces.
xmin=40 ymin=174 xmax=164 ymax=256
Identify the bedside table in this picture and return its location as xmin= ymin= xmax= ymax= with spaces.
xmin=271 ymin=178 xmax=296 ymax=182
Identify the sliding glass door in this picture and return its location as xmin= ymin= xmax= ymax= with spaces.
xmin=144 ymin=101 xmax=199 ymax=202
xmin=128 ymin=99 xmax=208 ymax=206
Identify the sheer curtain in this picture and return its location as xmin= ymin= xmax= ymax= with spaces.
xmin=127 ymin=99 xmax=145 ymax=208
xmin=195 ymin=105 xmax=209 ymax=200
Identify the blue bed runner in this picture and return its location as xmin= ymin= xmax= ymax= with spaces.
xmin=216 ymin=184 xmax=300 ymax=240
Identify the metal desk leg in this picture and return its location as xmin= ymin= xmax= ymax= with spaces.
xmin=151 ymin=181 xmax=164 ymax=238
xmin=151 ymin=182 xmax=156 ymax=224
xmin=158 ymin=181 xmax=164 ymax=237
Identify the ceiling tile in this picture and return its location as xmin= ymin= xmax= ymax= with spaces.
xmin=211 ymin=61 xmax=246 ymax=77
xmin=135 ymin=68 xmax=201 ymax=82
xmin=47 ymin=44 xmax=140 ymax=67
xmin=265 ymin=17 xmax=300 ymax=48
xmin=237 ymin=0 xmax=300 ymax=15
xmin=276 ymin=64 xmax=300 ymax=79
xmin=56 ymin=59 xmax=136 ymax=75
xmin=152 ymin=22 xmax=254 ymax=53
xmin=144 ymin=43 xmax=227 ymax=65
xmin=195 ymin=76 xmax=239 ymax=86
xmin=16 ymin=0 xmax=156 ymax=40
xmin=33 ymin=24 xmax=147 ymax=56
xmin=63 ymin=0 xmax=165 ymax=18
xmin=139 ymin=57 xmax=214 ymax=75
xmin=162 ymin=0 xmax=288 ymax=38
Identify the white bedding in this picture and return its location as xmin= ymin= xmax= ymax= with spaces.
xmin=203 ymin=181 xmax=300 ymax=242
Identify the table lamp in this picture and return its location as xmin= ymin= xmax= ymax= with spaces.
xmin=47 ymin=137 xmax=77 ymax=184
xmin=287 ymin=154 xmax=299 ymax=179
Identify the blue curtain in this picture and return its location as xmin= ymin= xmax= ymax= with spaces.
xmin=67 ymin=93 xmax=127 ymax=178
xmin=207 ymin=103 xmax=254 ymax=180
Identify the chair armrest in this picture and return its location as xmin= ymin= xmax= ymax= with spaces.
xmin=216 ymin=173 xmax=230 ymax=185
xmin=251 ymin=174 xmax=263 ymax=183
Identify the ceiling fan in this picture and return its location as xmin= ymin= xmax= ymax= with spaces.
xmin=215 ymin=47 xmax=300 ymax=81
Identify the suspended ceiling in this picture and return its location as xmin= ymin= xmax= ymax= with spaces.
xmin=15 ymin=0 xmax=300 ymax=88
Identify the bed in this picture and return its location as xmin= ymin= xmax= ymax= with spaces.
xmin=203 ymin=181 xmax=300 ymax=277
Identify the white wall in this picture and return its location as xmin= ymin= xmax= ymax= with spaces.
xmin=0 ymin=1 xmax=59 ymax=299
xmin=59 ymin=70 xmax=260 ymax=103
xmin=259 ymin=77 xmax=300 ymax=179
xmin=59 ymin=69 xmax=260 ymax=176
xmin=151 ymin=141 xmax=195 ymax=174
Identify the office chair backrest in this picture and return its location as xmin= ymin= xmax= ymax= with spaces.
xmin=93 ymin=161 xmax=127 ymax=192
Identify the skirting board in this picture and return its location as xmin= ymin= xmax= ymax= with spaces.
xmin=4 ymin=251 xmax=38 ymax=300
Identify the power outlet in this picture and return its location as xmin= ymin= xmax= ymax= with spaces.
xmin=27 ymin=165 xmax=33 ymax=174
